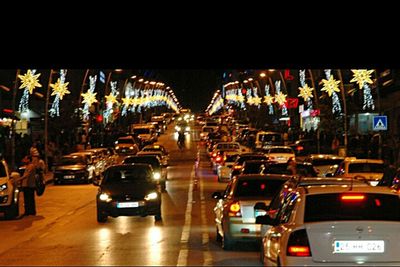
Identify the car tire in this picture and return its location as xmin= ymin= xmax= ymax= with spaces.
xmin=155 ymin=213 xmax=162 ymax=221
xmin=216 ymin=226 xmax=222 ymax=242
xmin=97 ymin=209 xmax=107 ymax=223
xmin=4 ymin=191 xmax=22 ymax=220
xmin=222 ymin=233 xmax=234 ymax=250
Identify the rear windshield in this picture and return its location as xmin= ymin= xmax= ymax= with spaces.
xmin=217 ymin=144 xmax=240 ymax=150
xmin=269 ymin=148 xmax=293 ymax=154
xmin=103 ymin=167 xmax=152 ymax=183
xmin=237 ymin=156 xmax=267 ymax=164
xmin=258 ymin=134 xmax=282 ymax=142
xmin=203 ymin=127 xmax=214 ymax=133
xmin=133 ymin=128 xmax=150 ymax=135
xmin=206 ymin=122 xmax=218 ymax=126
xmin=117 ymin=138 xmax=135 ymax=144
xmin=225 ymin=154 xmax=239 ymax=162
xmin=304 ymin=193 xmax=400 ymax=222
xmin=235 ymin=179 xmax=287 ymax=198
xmin=59 ymin=156 xmax=86 ymax=165
xmin=348 ymin=163 xmax=384 ymax=173
xmin=123 ymin=157 xmax=160 ymax=168
xmin=263 ymin=164 xmax=317 ymax=176
xmin=312 ymin=158 xmax=343 ymax=166
xmin=242 ymin=163 xmax=266 ymax=174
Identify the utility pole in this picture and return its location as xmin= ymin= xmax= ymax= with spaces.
xmin=11 ymin=70 xmax=20 ymax=170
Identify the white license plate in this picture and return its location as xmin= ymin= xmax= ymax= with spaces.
xmin=64 ymin=175 xmax=75 ymax=179
xmin=334 ymin=240 xmax=385 ymax=253
xmin=117 ymin=202 xmax=139 ymax=208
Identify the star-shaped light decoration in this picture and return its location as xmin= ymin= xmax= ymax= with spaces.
xmin=50 ymin=78 xmax=70 ymax=100
xmin=350 ymin=69 xmax=374 ymax=89
xmin=247 ymin=96 xmax=254 ymax=105
xmin=237 ymin=94 xmax=245 ymax=103
xmin=105 ymin=93 xmax=118 ymax=105
xmin=263 ymin=95 xmax=274 ymax=105
xmin=321 ymin=75 xmax=341 ymax=97
xmin=81 ymin=91 xmax=98 ymax=106
xmin=275 ymin=92 xmax=287 ymax=106
xmin=121 ymin=97 xmax=132 ymax=108
xmin=298 ymin=84 xmax=314 ymax=101
xmin=18 ymin=69 xmax=42 ymax=94
xmin=253 ymin=96 xmax=262 ymax=106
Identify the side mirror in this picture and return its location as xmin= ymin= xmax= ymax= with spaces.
xmin=212 ymin=191 xmax=223 ymax=199
xmin=256 ymin=215 xmax=276 ymax=225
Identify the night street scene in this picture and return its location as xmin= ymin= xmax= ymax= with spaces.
xmin=2 ymin=68 xmax=400 ymax=266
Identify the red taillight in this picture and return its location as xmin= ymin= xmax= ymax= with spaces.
xmin=233 ymin=165 xmax=242 ymax=170
xmin=212 ymin=152 xmax=217 ymax=158
xmin=228 ymin=202 xmax=241 ymax=217
xmin=287 ymin=229 xmax=311 ymax=257
xmin=215 ymin=156 xmax=223 ymax=163
xmin=297 ymin=146 xmax=304 ymax=151
xmin=341 ymin=194 xmax=365 ymax=201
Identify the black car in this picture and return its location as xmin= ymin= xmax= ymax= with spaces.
xmin=240 ymin=160 xmax=269 ymax=175
xmin=230 ymin=153 xmax=269 ymax=179
xmin=96 ymin=164 xmax=162 ymax=223
xmin=53 ymin=154 xmax=94 ymax=184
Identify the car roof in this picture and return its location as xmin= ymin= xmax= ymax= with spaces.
xmin=106 ymin=163 xmax=152 ymax=171
xmin=236 ymin=174 xmax=293 ymax=181
xmin=297 ymin=183 xmax=398 ymax=196
xmin=308 ymin=154 xmax=345 ymax=159
xmin=292 ymin=177 xmax=370 ymax=186
xmin=343 ymin=158 xmax=384 ymax=164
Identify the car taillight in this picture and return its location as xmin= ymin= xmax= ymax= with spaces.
xmin=233 ymin=165 xmax=242 ymax=170
xmin=228 ymin=202 xmax=241 ymax=217
xmin=296 ymin=146 xmax=304 ymax=151
xmin=341 ymin=194 xmax=365 ymax=202
xmin=287 ymin=229 xmax=311 ymax=257
xmin=212 ymin=152 xmax=217 ymax=158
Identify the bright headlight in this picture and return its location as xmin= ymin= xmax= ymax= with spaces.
xmin=99 ymin=193 xmax=112 ymax=202
xmin=145 ymin=192 xmax=158 ymax=201
xmin=116 ymin=146 xmax=120 ymax=150
xmin=175 ymin=126 xmax=181 ymax=131
xmin=129 ymin=146 xmax=134 ymax=149
xmin=370 ymin=181 xmax=379 ymax=186
xmin=185 ymin=126 xmax=190 ymax=132
xmin=0 ymin=183 xmax=7 ymax=192
xmin=153 ymin=172 xmax=161 ymax=180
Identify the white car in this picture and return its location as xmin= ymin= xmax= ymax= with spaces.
xmin=0 ymin=158 xmax=23 ymax=219
xmin=257 ymin=184 xmax=400 ymax=266
xmin=217 ymin=152 xmax=239 ymax=182
xmin=263 ymin=146 xmax=295 ymax=164
xmin=303 ymin=154 xmax=345 ymax=177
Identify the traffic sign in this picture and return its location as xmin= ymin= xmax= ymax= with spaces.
xmin=373 ymin=115 xmax=387 ymax=131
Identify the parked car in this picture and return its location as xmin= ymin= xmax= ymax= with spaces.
xmin=95 ymin=164 xmax=162 ymax=223
xmin=212 ymin=174 xmax=291 ymax=250
xmin=54 ymin=153 xmax=96 ymax=184
xmin=262 ymin=146 xmax=295 ymax=163
xmin=303 ymin=154 xmax=345 ymax=177
xmin=217 ymin=152 xmax=240 ymax=182
xmin=114 ymin=136 xmax=140 ymax=156
xmin=0 ymin=158 xmax=23 ymax=219
xmin=256 ymin=184 xmax=400 ymax=266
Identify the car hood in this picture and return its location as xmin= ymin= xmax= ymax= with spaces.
xmin=0 ymin=177 xmax=9 ymax=184
xmin=55 ymin=165 xmax=86 ymax=171
xmin=101 ymin=182 xmax=157 ymax=197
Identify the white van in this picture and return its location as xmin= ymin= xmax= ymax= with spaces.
xmin=255 ymin=131 xmax=283 ymax=149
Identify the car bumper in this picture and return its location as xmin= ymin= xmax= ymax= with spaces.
xmin=97 ymin=200 xmax=161 ymax=217
xmin=54 ymin=172 xmax=89 ymax=183
xmin=223 ymin=217 xmax=262 ymax=242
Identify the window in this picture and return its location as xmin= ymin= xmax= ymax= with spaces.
xmin=0 ymin=163 xmax=6 ymax=177
xmin=312 ymin=158 xmax=344 ymax=166
xmin=104 ymin=167 xmax=152 ymax=183
xmin=348 ymin=163 xmax=384 ymax=173
xmin=304 ymin=193 xmax=400 ymax=222
xmin=234 ymin=179 xmax=287 ymax=198
xmin=276 ymin=192 xmax=299 ymax=224
xmin=269 ymin=148 xmax=294 ymax=154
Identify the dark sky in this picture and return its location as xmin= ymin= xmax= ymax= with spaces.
xmin=155 ymin=70 xmax=224 ymax=113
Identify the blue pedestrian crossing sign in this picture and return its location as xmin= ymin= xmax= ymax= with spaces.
xmin=373 ymin=115 xmax=387 ymax=131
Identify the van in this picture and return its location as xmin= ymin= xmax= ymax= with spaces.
xmin=255 ymin=131 xmax=283 ymax=149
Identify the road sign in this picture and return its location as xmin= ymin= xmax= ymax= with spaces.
xmin=373 ymin=115 xmax=387 ymax=131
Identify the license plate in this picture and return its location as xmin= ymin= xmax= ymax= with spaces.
xmin=334 ymin=240 xmax=385 ymax=253
xmin=117 ymin=202 xmax=139 ymax=208
xmin=64 ymin=175 xmax=75 ymax=179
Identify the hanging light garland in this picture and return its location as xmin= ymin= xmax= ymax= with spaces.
xmin=18 ymin=69 xmax=42 ymax=113
xmin=81 ymin=75 xmax=98 ymax=120
xmin=298 ymin=69 xmax=314 ymax=109
xmin=350 ymin=69 xmax=375 ymax=110
xmin=321 ymin=69 xmax=342 ymax=115
xmin=252 ymin=87 xmax=262 ymax=107
xmin=263 ymin=84 xmax=274 ymax=115
xmin=49 ymin=69 xmax=70 ymax=117
xmin=104 ymin=81 xmax=119 ymax=122
xmin=274 ymin=80 xmax=288 ymax=116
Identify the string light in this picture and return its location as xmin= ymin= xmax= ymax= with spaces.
xmin=18 ymin=69 xmax=42 ymax=113
xmin=81 ymin=75 xmax=98 ymax=120
xmin=49 ymin=69 xmax=69 ymax=117
xmin=350 ymin=69 xmax=375 ymax=110
xmin=323 ymin=69 xmax=342 ymax=115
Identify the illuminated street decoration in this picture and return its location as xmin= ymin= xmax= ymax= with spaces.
xmin=104 ymin=81 xmax=119 ymax=122
xmin=49 ymin=69 xmax=69 ymax=117
xmin=252 ymin=87 xmax=261 ymax=107
xmin=263 ymin=85 xmax=274 ymax=115
xmin=121 ymin=97 xmax=132 ymax=116
xmin=274 ymin=81 xmax=288 ymax=116
xmin=298 ymin=70 xmax=314 ymax=110
xmin=323 ymin=69 xmax=342 ymax=114
xmin=350 ymin=69 xmax=375 ymax=110
xmin=18 ymin=69 xmax=42 ymax=113
xmin=81 ymin=75 xmax=98 ymax=120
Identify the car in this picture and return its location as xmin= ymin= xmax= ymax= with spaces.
xmin=0 ymin=158 xmax=23 ymax=219
xmin=95 ymin=164 xmax=162 ymax=223
xmin=114 ymin=136 xmax=140 ymax=155
xmin=210 ymin=142 xmax=245 ymax=173
xmin=262 ymin=162 xmax=318 ymax=177
xmin=262 ymin=146 xmax=295 ymax=164
xmin=255 ymin=131 xmax=284 ymax=150
xmin=53 ymin=154 xmax=95 ymax=184
xmin=288 ymin=139 xmax=318 ymax=156
xmin=174 ymin=120 xmax=191 ymax=134
xmin=122 ymin=154 xmax=167 ymax=191
xmin=303 ymin=154 xmax=345 ymax=177
xmin=240 ymin=160 xmax=269 ymax=175
xmin=217 ymin=152 xmax=240 ymax=182
xmin=256 ymin=184 xmax=400 ymax=266
xmin=200 ymin=126 xmax=215 ymax=141
xmin=230 ymin=153 xmax=269 ymax=179
xmin=140 ymin=144 xmax=169 ymax=166
xmin=212 ymin=174 xmax=291 ymax=250
xmin=130 ymin=124 xmax=158 ymax=147
xmin=331 ymin=157 xmax=384 ymax=186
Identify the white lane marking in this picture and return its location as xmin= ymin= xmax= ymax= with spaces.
xmin=200 ymin=174 xmax=213 ymax=266
xmin=176 ymin=167 xmax=194 ymax=266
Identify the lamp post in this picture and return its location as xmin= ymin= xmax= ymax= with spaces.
xmin=10 ymin=70 xmax=20 ymax=170
xmin=44 ymin=69 xmax=56 ymax=169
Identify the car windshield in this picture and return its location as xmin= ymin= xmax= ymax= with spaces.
xmin=59 ymin=156 xmax=86 ymax=165
xmin=242 ymin=163 xmax=266 ymax=174
xmin=312 ymin=158 xmax=344 ymax=166
xmin=123 ymin=157 xmax=160 ymax=169
xmin=103 ymin=167 xmax=152 ymax=183
xmin=304 ymin=193 xmax=400 ymax=222
xmin=235 ymin=179 xmax=287 ymax=198
xmin=0 ymin=163 xmax=6 ymax=177
xmin=259 ymin=134 xmax=282 ymax=142
xmin=269 ymin=148 xmax=293 ymax=154
xmin=216 ymin=144 xmax=240 ymax=150
xmin=348 ymin=163 xmax=384 ymax=173
xmin=118 ymin=138 xmax=134 ymax=144
xmin=133 ymin=128 xmax=150 ymax=135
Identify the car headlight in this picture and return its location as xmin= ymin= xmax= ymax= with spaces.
xmin=99 ymin=193 xmax=112 ymax=202
xmin=153 ymin=172 xmax=161 ymax=180
xmin=145 ymin=192 xmax=158 ymax=201
xmin=369 ymin=181 xmax=379 ymax=186
xmin=0 ymin=183 xmax=7 ymax=192
xmin=116 ymin=146 xmax=120 ymax=150
xmin=185 ymin=126 xmax=190 ymax=132
xmin=129 ymin=146 xmax=134 ymax=149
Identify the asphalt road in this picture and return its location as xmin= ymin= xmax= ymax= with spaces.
xmin=0 ymin=125 xmax=261 ymax=266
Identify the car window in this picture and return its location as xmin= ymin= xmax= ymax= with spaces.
xmin=60 ymin=156 xmax=86 ymax=165
xmin=348 ymin=163 xmax=384 ymax=173
xmin=118 ymin=138 xmax=135 ymax=144
xmin=242 ymin=163 xmax=266 ymax=174
xmin=103 ymin=167 xmax=152 ymax=183
xmin=312 ymin=158 xmax=344 ymax=166
xmin=304 ymin=193 xmax=400 ymax=222
xmin=223 ymin=181 xmax=233 ymax=198
xmin=0 ymin=162 xmax=6 ymax=177
xmin=269 ymin=148 xmax=293 ymax=154
xmin=234 ymin=179 xmax=286 ymax=198
xmin=263 ymin=164 xmax=292 ymax=175
xmin=133 ymin=128 xmax=150 ymax=135
xmin=123 ymin=157 xmax=160 ymax=169
xmin=276 ymin=192 xmax=299 ymax=224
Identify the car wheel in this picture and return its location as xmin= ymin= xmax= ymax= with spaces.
xmin=4 ymin=191 xmax=22 ymax=220
xmin=216 ymin=226 xmax=222 ymax=242
xmin=97 ymin=209 xmax=107 ymax=223
xmin=222 ymin=232 xmax=234 ymax=250
xmin=155 ymin=213 xmax=162 ymax=221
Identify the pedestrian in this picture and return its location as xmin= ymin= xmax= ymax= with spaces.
xmin=18 ymin=155 xmax=37 ymax=216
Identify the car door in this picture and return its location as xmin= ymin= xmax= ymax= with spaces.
xmin=215 ymin=181 xmax=233 ymax=234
